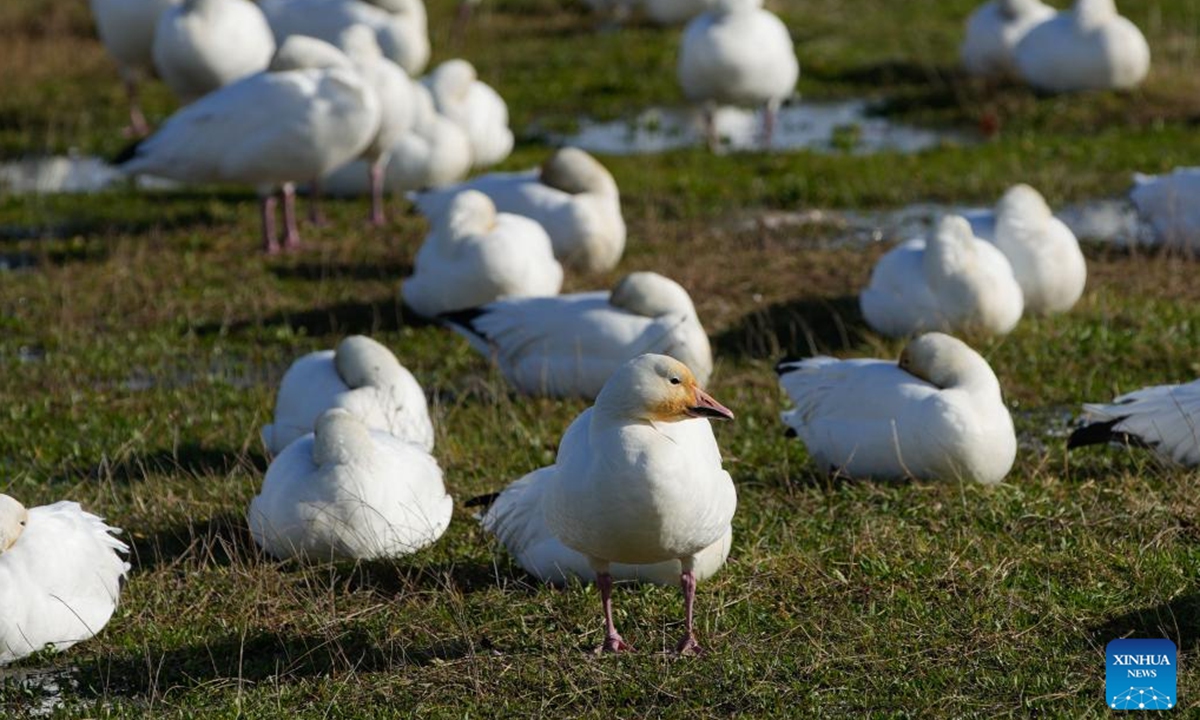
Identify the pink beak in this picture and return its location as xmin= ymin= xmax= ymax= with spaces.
xmin=686 ymin=387 xmax=735 ymax=421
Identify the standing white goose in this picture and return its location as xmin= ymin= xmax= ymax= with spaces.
xmin=1013 ymin=0 xmax=1150 ymax=92
xmin=443 ymin=272 xmax=712 ymax=398
xmin=677 ymin=0 xmax=798 ymax=147
xmin=422 ymin=59 xmax=513 ymax=169
xmin=401 ymin=190 xmax=563 ymax=318
xmin=485 ymin=354 xmax=735 ymax=653
xmin=0 ymin=495 xmax=130 ymax=665
xmin=152 ymin=0 xmax=276 ymax=104
xmin=961 ymin=0 xmax=1054 ymax=78
xmin=261 ymin=0 xmax=430 ymax=75
xmin=1129 ymin=168 xmax=1200 ymax=252
xmin=262 ymin=335 xmax=434 ymax=456
xmin=964 ymin=184 xmax=1087 ymax=314
xmin=1069 ymin=379 xmax=1200 ymax=467
xmin=89 ymin=0 xmax=182 ymax=135
xmin=249 ymin=409 xmax=452 ymax=561
xmin=860 ymin=215 xmax=1025 ymax=338
xmin=413 ymin=147 xmax=626 ymax=273
xmin=117 ymin=36 xmax=381 ymax=253
xmin=777 ymin=333 xmax=1017 ymax=484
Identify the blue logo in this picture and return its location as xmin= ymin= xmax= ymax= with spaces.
xmin=1106 ymin=638 xmax=1177 ymax=710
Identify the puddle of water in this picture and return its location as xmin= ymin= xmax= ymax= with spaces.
xmin=552 ymin=99 xmax=969 ymax=155
xmin=0 ymin=666 xmax=79 ymax=718
xmin=122 ymin=356 xmax=287 ymax=392
xmin=0 ymin=154 xmax=178 ymax=195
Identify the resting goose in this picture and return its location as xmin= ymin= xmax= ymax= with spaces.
xmin=961 ymin=0 xmax=1054 ymax=78
xmin=152 ymin=0 xmax=276 ymax=104
xmin=262 ymin=334 xmax=434 ymax=456
xmin=777 ymin=332 xmax=1016 ymax=484
xmin=1069 ymin=379 xmax=1200 ymax=467
xmin=443 ymin=271 xmax=712 ymax=398
xmin=118 ymin=36 xmax=381 ymax=253
xmin=1013 ymin=0 xmax=1150 ymax=92
xmin=89 ymin=0 xmax=182 ymax=135
xmin=0 ymin=496 xmax=130 ymax=665
xmin=1129 ymin=168 xmax=1200 ymax=252
xmin=480 ymin=354 xmax=736 ymax=653
xmin=422 ymin=59 xmax=513 ymax=169
xmin=262 ymin=0 xmax=430 ymax=75
xmin=413 ymin=147 xmax=626 ymax=273
xmin=860 ymin=215 xmax=1024 ymax=338
xmin=401 ymin=190 xmax=563 ymax=318
xmin=250 ymin=409 xmax=452 ymax=560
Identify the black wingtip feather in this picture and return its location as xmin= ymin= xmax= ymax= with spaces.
xmin=774 ymin=355 xmax=803 ymax=376
xmin=464 ymin=492 xmax=501 ymax=509
xmin=783 ymin=426 xmax=798 ymax=439
xmin=111 ymin=137 xmax=144 ymax=167
xmin=1067 ymin=416 xmax=1154 ymax=451
xmin=438 ymin=306 xmax=490 ymax=333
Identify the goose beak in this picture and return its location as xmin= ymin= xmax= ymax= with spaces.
xmin=687 ymin=387 xmax=734 ymax=421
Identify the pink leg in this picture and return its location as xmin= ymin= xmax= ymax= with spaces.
xmin=597 ymin=573 xmax=632 ymax=653
xmin=308 ymin=178 xmax=327 ymax=226
xmin=674 ymin=568 xmax=702 ymax=655
xmin=261 ymin=193 xmax=280 ymax=254
xmin=762 ymin=101 xmax=778 ymax=150
xmin=703 ymin=107 xmax=718 ymax=152
xmin=281 ymin=183 xmax=302 ymax=250
xmin=123 ymin=74 xmax=149 ymax=138
xmin=451 ymin=0 xmax=472 ymax=47
xmin=368 ymin=161 xmax=386 ymax=226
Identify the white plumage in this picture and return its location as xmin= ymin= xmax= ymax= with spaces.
xmin=89 ymin=0 xmax=182 ymax=134
xmin=249 ymin=409 xmax=452 ymax=561
xmin=1013 ymin=0 xmax=1150 ymax=93
xmin=961 ymin=0 xmax=1054 ymax=78
xmin=481 ymin=354 xmax=736 ymax=652
xmin=1129 ymin=168 xmax=1200 ymax=252
xmin=860 ymin=215 xmax=1024 ymax=338
xmin=777 ymin=332 xmax=1017 ymax=485
xmin=262 ymin=335 xmax=434 ymax=456
xmin=422 ymin=59 xmax=513 ymax=169
xmin=413 ymin=147 xmax=626 ymax=273
xmin=1071 ymin=379 xmax=1200 ymax=467
xmin=152 ymin=0 xmax=276 ymax=103
xmin=445 ymin=271 xmax=712 ymax=398
xmin=261 ymin=0 xmax=430 ymax=76
xmin=401 ymin=190 xmax=564 ymax=318
xmin=0 ymin=496 xmax=130 ymax=665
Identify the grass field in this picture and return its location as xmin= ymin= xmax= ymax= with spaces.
xmin=3 ymin=0 xmax=1200 ymax=716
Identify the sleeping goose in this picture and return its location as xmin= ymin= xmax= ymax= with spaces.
xmin=422 ymin=59 xmax=513 ymax=169
xmin=413 ymin=147 xmax=626 ymax=273
xmin=860 ymin=215 xmax=1024 ymax=338
xmin=480 ymin=354 xmax=736 ymax=653
xmin=1069 ymin=379 xmax=1200 ymax=467
xmin=964 ymin=184 xmax=1087 ymax=314
xmin=678 ymin=0 xmax=799 ymax=147
xmin=118 ymin=36 xmax=380 ymax=253
xmin=152 ymin=0 xmax=276 ymax=104
xmin=401 ymin=190 xmax=563 ymax=318
xmin=250 ymin=409 xmax=452 ymax=560
xmin=777 ymin=332 xmax=1016 ymax=484
xmin=1129 ymin=168 xmax=1200 ymax=252
xmin=0 ymin=495 xmax=130 ymax=665
xmin=262 ymin=334 xmax=434 ymax=456
xmin=443 ymin=271 xmax=712 ymax=398
xmin=961 ymin=0 xmax=1054 ymax=78
xmin=89 ymin=0 xmax=182 ymax=135
xmin=1013 ymin=0 xmax=1150 ymax=92
xmin=261 ymin=0 xmax=430 ymax=75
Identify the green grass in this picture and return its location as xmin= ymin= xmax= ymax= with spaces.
xmin=2 ymin=0 xmax=1200 ymax=717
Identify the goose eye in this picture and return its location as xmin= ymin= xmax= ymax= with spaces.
xmin=669 ymin=376 xmax=681 ymax=385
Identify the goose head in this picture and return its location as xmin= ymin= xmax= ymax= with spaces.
xmin=312 ymin=408 xmax=374 ymax=466
xmin=897 ymin=333 xmax=1000 ymax=392
xmin=426 ymin=59 xmax=477 ymax=105
xmin=1075 ymin=0 xmax=1118 ymax=27
xmin=440 ymin=190 xmax=497 ymax=239
xmin=609 ymin=272 xmax=697 ymax=318
xmin=0 ymin=494 xmax=29 ymax=554
xmin=714 ymin=0 xmax=762 ymax=13
xmin=338 ymin=24 xmax=384 ymax=66
xmin=596 ymin=354 xmax=733 ymax=424
xmin=270 ymin=36 xmax=353 ymax=72
xmin=996 ymin=184 xmax=1052 ymax=224
xmin=335 ymin=335 xmax=402 ymax=390
xmin=999 ymin=0 xmax=1049 ymax=19
xmin=539 ymin=147 xmax=619 ymax=198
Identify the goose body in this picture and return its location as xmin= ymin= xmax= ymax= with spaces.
xmin=961 ymin=0 xmax=1054 ymax=77
xmin=1129 ymin=168 xmax=1200 ymax=251
xmin=482 ymin=354 xmax=736 ymax=652
xmin=860 ymin=215 xmax=1024 ymax=338
xmin=261 ymin=0 xmax=430 ymax=75
xmin=262 ymin=335 xmax=434 ymax=456
xmin=0 ymin=497 xmax=130 ymax=665
xmin=444 ymin=272 xmax=712 ymax=398
xmin=250 ymin=410 xmax=452 ymax=560
xmin=152 ymin=0 xmax=276 ymax=103
xmin=1013 ymin=0 xmax=1149 ymax=92
xmin=423 ymin=60 xmax=513 ymax=169
xmin=777 ymin=333 xmax=1016 ymax=484
xmin=1069 ymin=379 xmax=1200 ymax=467
xmin=413 ymin=147 xmax=626 ymax=273
xmin=401 ymin=190 xmax=563 ymax=318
